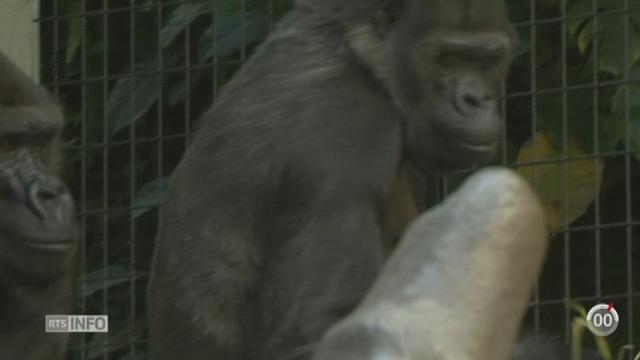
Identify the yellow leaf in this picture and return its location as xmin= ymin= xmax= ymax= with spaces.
xmin=516 ymin=132 xmax=603 ymax=231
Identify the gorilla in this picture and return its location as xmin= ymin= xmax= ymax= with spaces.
xmin=147 ymin=0 xmax=516 ymax=358
xmin=0 ymin=51 xmax=78 ymax=359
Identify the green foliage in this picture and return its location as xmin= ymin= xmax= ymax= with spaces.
xmin=507 ymin=0 xmax=640 ymax=214
xmin=505 ymin=0 xmax=640 ymax=355
xmin=131 ymin=176 xmax=171 ymax=218
xmin=516 ymin=132 xmax=604 ymax=231
xmin=107 ymin=67 xmax=162 ymax=137
xmin=570 ymin=303 xmax=613 ymax=360
xmin=508 ymin=0 xmax=640 ymax=151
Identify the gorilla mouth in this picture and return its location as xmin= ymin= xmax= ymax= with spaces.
xmin=20 ymin=229 xmax=76 ymax=252
xmin=425 ymin=110 xmax=500 ymax=159
xmin=5 ymin=202 xmax=77 ymax=251
xmin=28 ymin=239 xmax=75 ymax=251
xmin=435 ymin=139 xmax=499 ymax=171
xmin=455 ymin=140 xmax=497 ymax=153
xmin=450 ymin=138 xmax=498 ymax=159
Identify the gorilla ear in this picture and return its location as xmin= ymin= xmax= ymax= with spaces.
xmin=345 ymin=23 xmax=389 ymax=87
xmin=341 ymin=1 xmax=408 ymax=99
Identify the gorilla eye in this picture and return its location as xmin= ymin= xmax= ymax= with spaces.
xmin=438 ymin=53 xmax=462 ymax=67
xmin=0 ymin=141 xmax=17 ymax=153
xmin=479 ymin=55 xmax=502 ymax=69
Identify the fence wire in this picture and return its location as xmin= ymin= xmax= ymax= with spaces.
xmin=36 ymin=0 xmax=639 ymax=359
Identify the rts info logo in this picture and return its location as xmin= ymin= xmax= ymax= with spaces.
xmin=45 ymin=315 xmax=109 ymax=333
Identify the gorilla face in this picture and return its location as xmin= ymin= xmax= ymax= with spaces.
xmin=0 ymin=52 xmax=77 ymax=277
xmin=384 ymin=0 xmax=515 ymax=173
xmin=0 ymin=147 xmax=76 ymax=254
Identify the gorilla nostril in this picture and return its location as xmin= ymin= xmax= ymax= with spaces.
xmin=37 ymin=187 xmax=58 ymax=201
xmin=463 ymin=93 xmax=481 ymax=108
xmin=456 ymin=90 xmax=492 ymax=114
xmin=26 ymin=178 xmax=66 ymax=219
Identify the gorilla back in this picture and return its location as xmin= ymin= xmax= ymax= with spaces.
xmin=147 ymin=1 xmax=515 ymax=359
xmin=0 ymin=51 xmax=78 ymax=360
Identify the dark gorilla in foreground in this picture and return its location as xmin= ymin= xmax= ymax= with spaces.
xmin=0 ymin=52 xmax=78 ymax=359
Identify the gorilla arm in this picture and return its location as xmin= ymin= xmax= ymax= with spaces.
xmin=255 ymin=97 xmax=407 ymax=360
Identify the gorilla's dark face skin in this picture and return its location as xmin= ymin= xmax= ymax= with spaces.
xmin=0 ymin=51 xmax=78 ymax=360
xmin=0 ymin=145 xmax=76 ymax=277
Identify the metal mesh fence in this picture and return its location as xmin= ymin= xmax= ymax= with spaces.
xmin=35 ymin=0 xmax=639 ymax=359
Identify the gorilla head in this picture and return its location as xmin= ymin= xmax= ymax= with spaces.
xmin=0 ymin=51 xmax=78 ymax=360
xmin=390 ymin=1 xmax=514 ymax=172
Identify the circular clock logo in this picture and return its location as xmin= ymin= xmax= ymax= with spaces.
xmin=586 ymin=303 xmax=619 ymax=337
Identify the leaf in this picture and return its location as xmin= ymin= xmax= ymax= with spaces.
xmin=198 ymin=11 xmax=269 ymax=63
xmin=570 ymin=2 xmax=640 ymax=74
xmin=535 ymin=94 xmax=564 ymax=145
xmin=596 ymin=17 xmax=640 ymax=76
xmin=107 ymin=50 xmax=182 ymax=137
xmin=516 ymin=132 xmax=604 ymax=231
xmin=593 ymin=332 xmax=614 ymax=360
xmin=218 ymin=12 xmax=269 ymax=55
xmin=535 ymin=91 xmax=596 ymax=152
xmin=63 ymin=0 xmax=84 ymax=64
xmin=612 ymin=82 xmax=640 ymax=113
xmin=107 ymin=72 xmax=160 ymax=137
xmin=569 ymin=302 xmax=587 ymax=318
xmin=65 ymin=18 xmax=83 ymax=64
xmin=630 ymin=119 xmax=640 ymax=152
xmin=132 ymin=177 xmax=171 ymax=218
xmin=159 ymin=2 xmax=213 ymax=49
xmin=80 ymin=265 xmax=141 ymax=297
xmin=576 ymin=20 xmax=593 ymax=55
xmin=598 ymin=113 xmax=626 ymax=152
xmin=512 ymin=30 xmax=530 ymax=59
xmin=567 ymin=0 xmax=594 ymax=41
xmin=139 ymin=0 xmax=154 ymax=11
xmin=608 ymin=81 xmax=640 ymax=151
xmin=570 ymin=302 xmax=614 ymax=360
xmin=571 ymin=317 xmax=588 ymax=360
